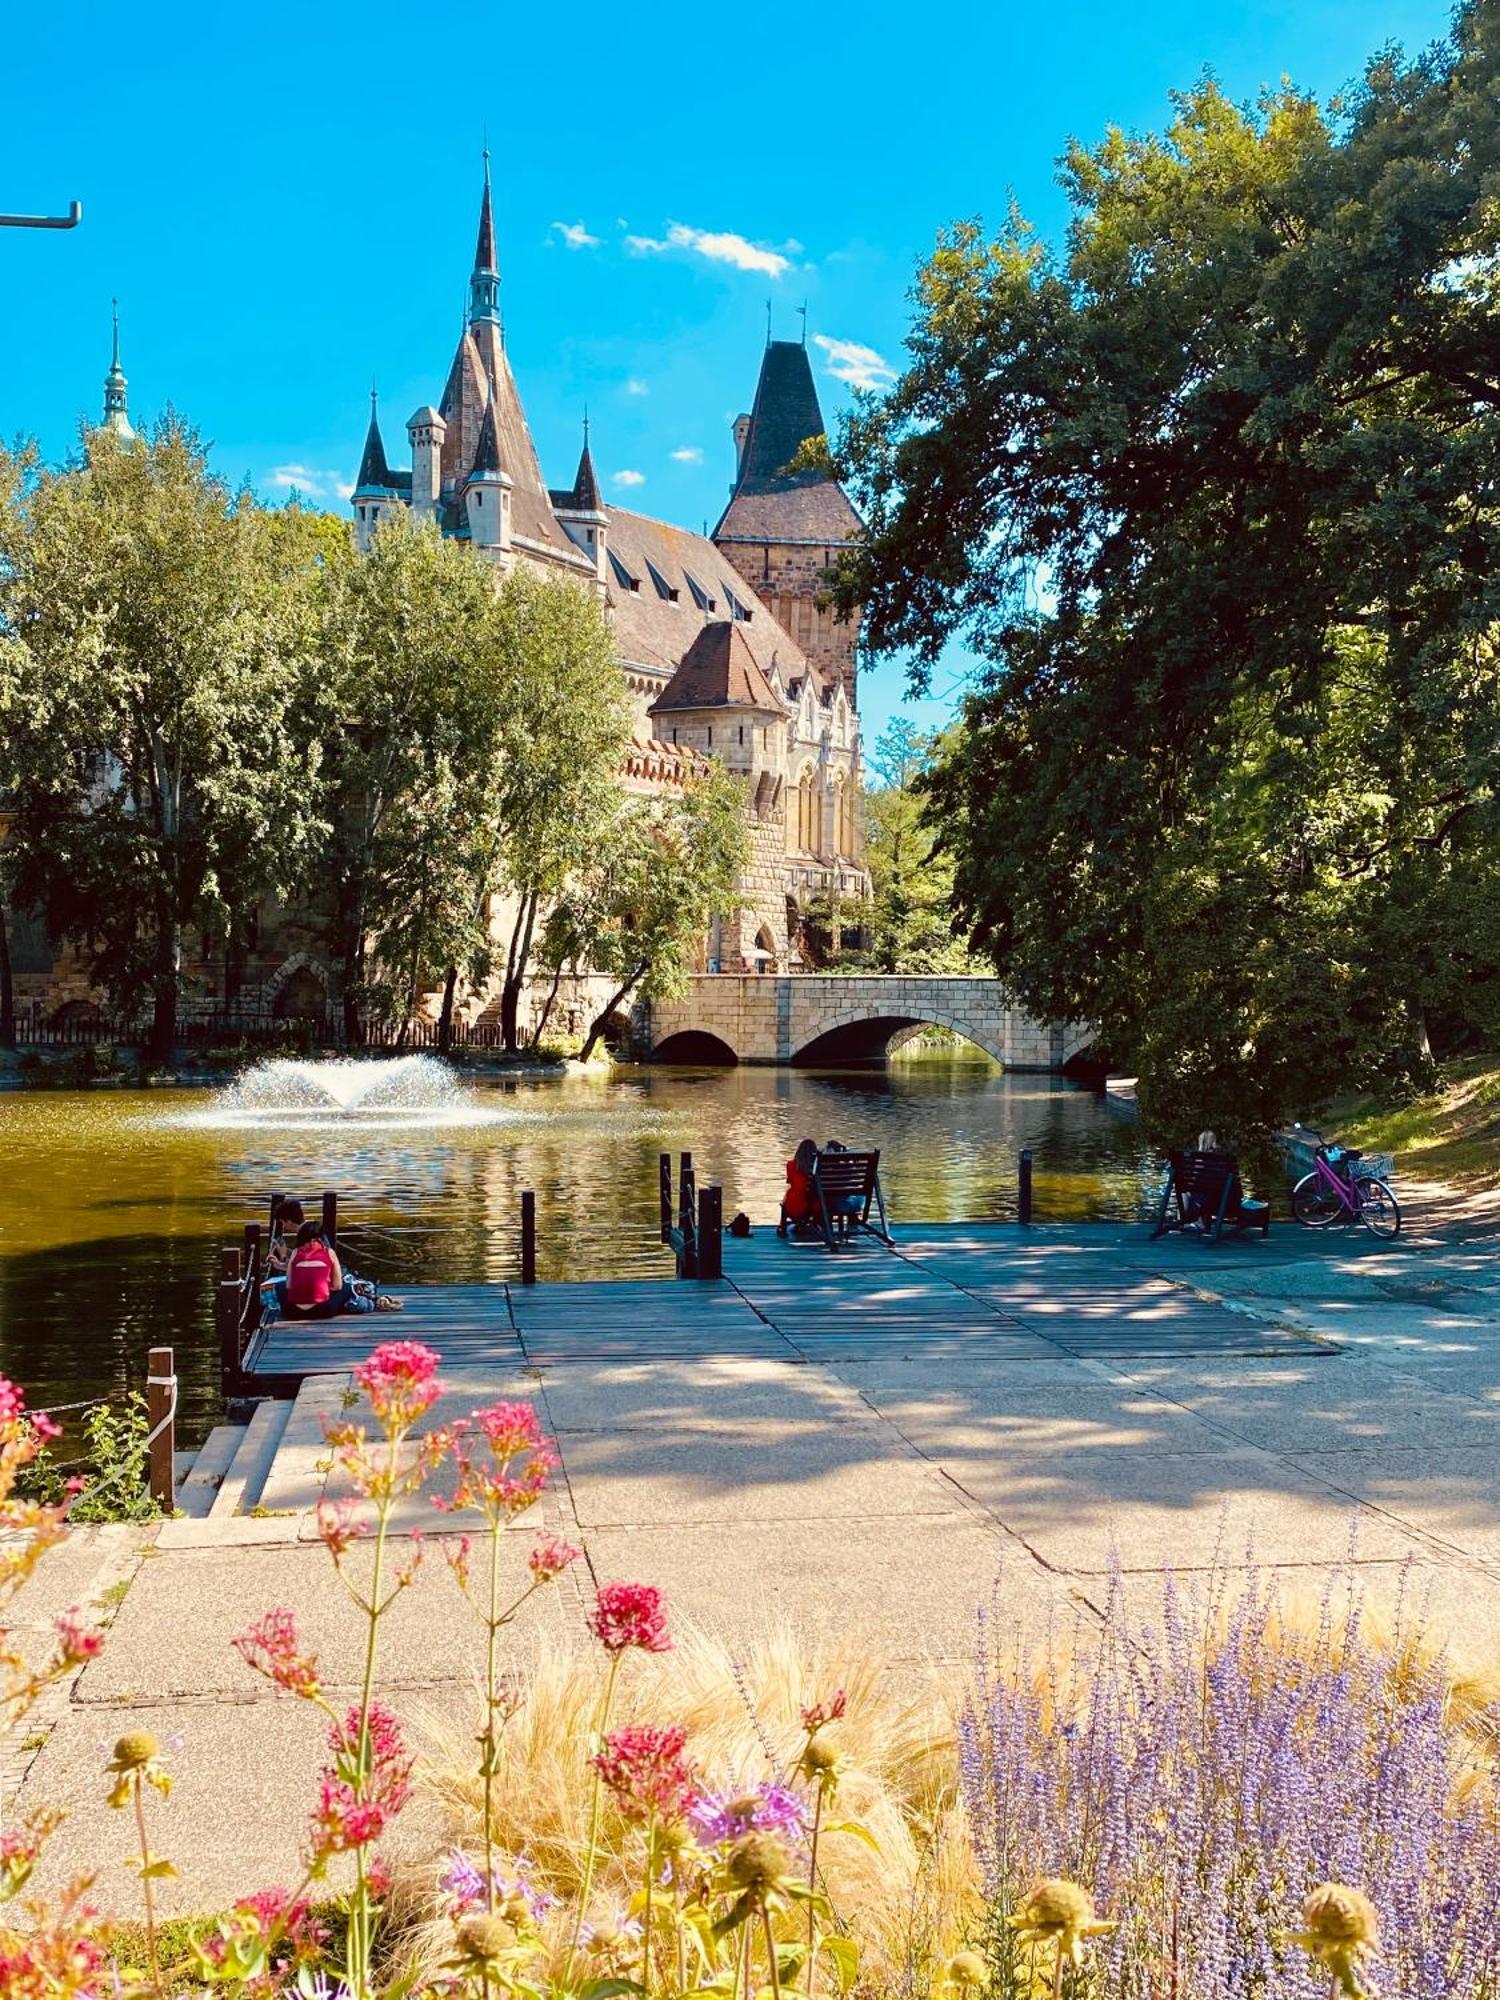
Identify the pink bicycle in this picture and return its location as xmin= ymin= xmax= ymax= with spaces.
xmin=1290 ymin=1127 xmax=1401 ymax=1239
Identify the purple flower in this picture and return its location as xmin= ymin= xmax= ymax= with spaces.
xmin=439 ymin=1848 xmax=554 ymax=1920
xmin=688 ymin=1783 xmax=806 ymax=1845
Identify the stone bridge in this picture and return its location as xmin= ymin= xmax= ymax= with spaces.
xmin=640 ymin=976 xmax=1093 ymax=1070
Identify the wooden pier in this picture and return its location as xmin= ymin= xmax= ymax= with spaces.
xmin=239 ymin=1221 xmax=1335 ymax=1395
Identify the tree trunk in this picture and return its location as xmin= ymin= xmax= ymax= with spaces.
xmin=437 ymin=965 xmax=459 ymax=1053
xmin=530 ymin=958 xmax=568 ymax=1051
xmin=500 ymin=890 xmax=539 ymax=1053
xmin=578 ymin=965 xmax=647 ymax=1063
xmin=0 ymin=901 xmax=16 ymax=1051
xmin=148 ymin=917 xmax=180 ymax=1065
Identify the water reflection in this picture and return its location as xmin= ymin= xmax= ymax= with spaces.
xmin=0 ymin=1058 xmax=1157 ymax=1438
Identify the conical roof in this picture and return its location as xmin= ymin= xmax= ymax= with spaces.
xmin=354 ymin=395 xmax=392 ymax=490
xmin=713 ymin=338 xmax=862 ymax=545
xmin=649 ymin=620 xmax=788 ymax=715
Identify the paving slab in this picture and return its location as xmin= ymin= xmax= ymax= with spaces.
xmin=855 ymin=1382 xmax=1227 ymax=1456
xmin=537 ymin=1358 xmax=866 ymax=1433
xmin=18 ymin=1691 xmax=462 ymax=1916
xmin=75 ymin=1541 xmax=580 ymax=1702
xmin=558 ymin=1420 xmax=964 ymax=1526
xmin=1141 ymin=1376 xmax=1500 ymax=1453
xmin=824 ymin=1352 xmax=1117 ymax=1394
xmin=1286 ymin=1447 xmax=1500 ymax=1563
xmin=929 ymin=1445 xmax=1423 ymax=1571
xmin=584 ymin=1514 xmax=1060 ymax=1661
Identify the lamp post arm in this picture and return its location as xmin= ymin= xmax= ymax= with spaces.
xmin=0 ymin=201 xmax=83 ymax=230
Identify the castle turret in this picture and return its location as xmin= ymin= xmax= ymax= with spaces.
xmin=713 ymin=337 xmax=864 ymax=706
xmin=549 ymin=420 xmax=609 ymax=588
xmin=468 ymin=152 xmax=502 ymax=332
xmin=462 ymin=395 xmax=511 ymax=555
xmin=352 ymin=390 xmax=399 ymax=549
xmin=407 ymin=404 xmax=446 ymax=522
xmin=101 ymin=300 xmax=134 ymax=440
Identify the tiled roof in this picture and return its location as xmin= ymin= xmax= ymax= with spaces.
xmin=354 ymin=404 xmax=392 ymax=492
xmin=605 ymin=507 xmax=812 ymax=688
xmin=439 ymin=323 xmax=591 ymax=570
xmin=470 ymin=395 xmax=501 ymax=478
xmin=711 ymin=340 xmax=864 ymax=547
xmin=474 ymin=168 xmax=497 ymax=276
xmin=649 ymin=620 xmax=788 ymax=715
xmin=549 ymin=437 xmax=605 ymax=515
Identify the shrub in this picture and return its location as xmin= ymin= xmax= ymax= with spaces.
xmin=18 ymin=1392 xmax=164 ymax=1524
xmin=962 ymin=1562 xmax=1500 ymax=1999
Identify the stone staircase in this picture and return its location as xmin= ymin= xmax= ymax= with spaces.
xmin=173 ymin=1397 xmax=298 ymax=1520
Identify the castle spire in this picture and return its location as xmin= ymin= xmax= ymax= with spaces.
xmin=468 ymin=151 xmax=501 ymax=331
xmin=354 ymin=387 xmax=392 ymax=491
xmin=102 ymin=298 xmax=134 ymax=439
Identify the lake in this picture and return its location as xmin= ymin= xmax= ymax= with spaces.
xmin=0 ymin=1054 xmax=1157 ymax=1441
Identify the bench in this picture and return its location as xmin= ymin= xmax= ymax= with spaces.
xmin=812 ymin=1147 xmax=892 ymax=1249
xmin=1151 ymin=1150 xmax=1270 ymax=1245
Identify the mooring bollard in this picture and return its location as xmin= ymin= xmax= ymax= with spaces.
xmin=146 ymin=1344 xmax=176 ymax=1508
xmin=217 ymin=1246 xmax=244 ymax=1396
xmin=520 ymin=1188 xmax=537 ymax=1285
xmin=1019 ymin=1148 xmax=1034 ymax=1227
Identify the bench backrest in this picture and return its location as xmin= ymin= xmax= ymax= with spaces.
xmin=1171 ymin=1150 xmax=1239 ymax=1206
xmin=813 ymin=1148 xmax=880 ymax=1200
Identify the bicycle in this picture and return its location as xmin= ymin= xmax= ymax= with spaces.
xmin=1289 ymin=1126 xmax=1402 ymax=1239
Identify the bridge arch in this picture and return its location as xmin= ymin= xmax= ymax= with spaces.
xmin=651 ymin=1030 xmax=740 ymax=1065
xmin=791 ymin=1006 xmax=1007 ymax=1068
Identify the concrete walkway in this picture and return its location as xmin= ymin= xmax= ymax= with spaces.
xmin=14 ymin=1220 xmax=1500 ymax=1912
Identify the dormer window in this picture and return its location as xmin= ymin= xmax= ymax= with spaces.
xmin=722 ymin=583 xmax=752 ymax=623
xmin=608 ymin=550 xmax=641 ymax=593
xmin=645 ymin=559 xmax=679 ymax=603
xmin=683 ymin=570 xmax=717 ymax=613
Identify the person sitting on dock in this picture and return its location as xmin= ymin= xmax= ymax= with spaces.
xmin=282 ymin=1220 xmax=402 ymax=1318
xmin=264 ymin=1198 xmax=306 ymax=1310
xmin=778 ymin=1139 xmax=820 ymax=1238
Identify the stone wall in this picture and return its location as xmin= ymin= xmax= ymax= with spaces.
xmin=721 ymin=541 xmax=860 ymax=706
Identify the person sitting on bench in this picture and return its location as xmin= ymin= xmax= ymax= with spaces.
xmin=778 ymin=1138 xmax=819 ymax=1237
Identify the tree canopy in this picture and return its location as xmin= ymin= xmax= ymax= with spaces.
xmin=836 ymin=3 xmax=1500 ymax=1136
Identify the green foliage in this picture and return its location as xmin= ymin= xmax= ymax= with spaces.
xmin=859 ymin=720 xmax=979 ymax=974
xmin=834 ymin=6 xmax=1500 ymax=1138
xmin=0 ymin=421 xmax=333 ymax=1060
xmin=20 ymin=1392 xmax=163 ymax=1523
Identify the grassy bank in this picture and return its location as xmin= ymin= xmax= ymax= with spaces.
xmin=1327 ymin=1054 xmax=1500 ymax=1194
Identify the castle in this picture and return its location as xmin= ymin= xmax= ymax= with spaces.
xmin=349 ymin=165 xmax=870 ymax=974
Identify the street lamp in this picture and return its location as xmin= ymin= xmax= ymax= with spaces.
xmin=0 ymin=200 xmax=82 ymax=229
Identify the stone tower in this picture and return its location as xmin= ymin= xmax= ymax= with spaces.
xmin=712 ymin=338 xmax=863 ymax=706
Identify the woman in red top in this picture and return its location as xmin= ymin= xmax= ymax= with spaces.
xmin=778 ymin=1138 xmax=819 ymax=1237
xmin=284 ymin=1220 xmax=345 ymax=1320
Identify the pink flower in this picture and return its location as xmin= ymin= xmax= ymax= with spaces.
xmin=53 ymin=1608 xmax=104 ymax=1667
xmin=27 ymin=1412 xmax=61 ymax=1444
xmin=475 ymin=1402 xmax=547 ymax=1456
xmin=307 ymin=1701 xmax=413 ymax=1861
xmin=591 ymin=1723 xmax=696 ymax=1823
xmin=589 ymin=1581 xmax=671 ymax=1654
xmin=0 ymin=1377 xmax=24 ymax=1425
xmin=314 ymin=1496 xmax=366 ymax=1559
xmin=310 ymin=1775 xmax=388 ymax=1855
xmin=441 ymin=1401 xmax=555 ymax=1521
xmin=234 ymin=1608 xmax=321 ymax=1699
xmin=528 ymin=1535 xmax=581 ymax=1583
xmin=800 ymin=1688 xmax=847 ymax=1731
xmin=352 ymin=1341 xmax=443 ymax=1431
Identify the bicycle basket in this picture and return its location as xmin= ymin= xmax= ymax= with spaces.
xmin=1353 ymin=1152 xmax=1395 ymax=1185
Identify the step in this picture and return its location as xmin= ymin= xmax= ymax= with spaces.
xmin=210 ymin=1399 xmax=294 ymax=1519
xmin=256 ymin=1373 xmax=352 ymax=1516
xmin=175 ymin=1425 xmax=247 ymax=1517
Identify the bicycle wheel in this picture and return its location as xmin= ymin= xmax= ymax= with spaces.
xmin=1356 ymin=1178 xmax=1402 ymax=1240
xmin=1292 ymin=1171 xmax=1344 ymax=1227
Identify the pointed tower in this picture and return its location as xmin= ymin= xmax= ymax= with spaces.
xmin=549 ymin=418 xmax=609 ymax=588
xmin=463 ymin=393 xmax=512 ymax=556
xmin=352 ymin=389 xmax=402 ymax=549
xmin=468 ymin=151 xmax=502 ymax=331
xmin=712 ymin=337 xmax=863 ymax=706
xmin=101 ymin=300 xmax=134 ymax=440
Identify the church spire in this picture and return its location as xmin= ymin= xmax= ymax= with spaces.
xmin=468 ymin=151 xmax=501 ymax=331
xmin=102 ymin=299 xmax=134 ymax=439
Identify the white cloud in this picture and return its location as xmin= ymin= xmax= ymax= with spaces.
xmin=551 ymin=220 xmax=600 ymax=250
xmin=612 ymin=469 xmax=646 ymax=488
xmin=626 ymin=221 xmax=792 ymax=279
xmin=625 ymin=378 xmax=649 ymax=397
xmin=336 ymin=481 xmax=355 ymax=501
xmin=670 ymin=447 xmax=703 ymax=464
xmin=269 ymin=464 xmax=349 ymax=501
xmin=812 ymin=334 xmax=897 ymax=392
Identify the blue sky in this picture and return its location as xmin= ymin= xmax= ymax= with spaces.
xmin=1 ymin=0 xmax=1454 ymax=743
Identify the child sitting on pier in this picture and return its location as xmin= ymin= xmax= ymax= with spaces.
xmin=778 ymin=1138 xmax=820 ymax=1237
xmin=282 ymin=1220 xmax=401 ymax=1318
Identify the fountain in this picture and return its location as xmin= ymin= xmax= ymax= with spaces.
xmin=196 ymin=1054 xmax=507 ymax=1129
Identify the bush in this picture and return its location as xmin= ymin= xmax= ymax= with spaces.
xmin=17 ymin=1391 xmax=165 ymax=1524
xmin=963 ymin=1562 xmax=1500 ymax=1998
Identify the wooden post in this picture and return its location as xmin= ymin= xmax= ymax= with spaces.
xmin=321 ymin=1189 xmax=338 ymax=1253
xmin=217 ymin=1246 xmax=243 ymax=1396
xmin=147 ymin=1345 xmax=175 ymax=1508
xmin=1018 ymin=1148 xmax=1034 ymax=1227
xmin=520 ymin=1189 xmax=537 ymax=1285
xmin=697 ymin=1184 xmax=723 ymax=1280
xmin=678 ymin=1152 xmax=697 ymax=1280
xmin=242 ymin=1221 xmax=262 ymax=1293
xmin=659 ymin=1153 xmax=673 ymax=1242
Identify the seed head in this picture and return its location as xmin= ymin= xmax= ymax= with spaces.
xmin=1293 ymin=1883 xmax=1379 ymax=1993
xmin=726 ymin=1831 xmax=791 ymax=1895
xmin=802 ymin=1728 xmax=840 ymax=1773
xmin=1008 ymin=1878 xmax=1115 ymax=1966
xmin=455 ymin=1912 xmax=517 ymax=1965
xmin=947 ymin=1951 xmax=987 ymax=1989
xmin=111 ymin=1730 xmax=160 ymax=1771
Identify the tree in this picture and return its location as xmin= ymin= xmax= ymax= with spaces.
xmin=833 ymin=6 xmax=1500 ymax=1136
xmin=860 ymin=719 xmax=978 ymax=974
xmin=543 ymin=763 xmax=749 ymax=1061
xmin=0 ymin=421 xmax=330 ymax=1060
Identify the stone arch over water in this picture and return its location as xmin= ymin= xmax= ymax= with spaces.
xmin=790 ymin=1007 xmax=1007 ymax=1068
xmin=651 ymin=1030 xmax=740 ymax=1065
